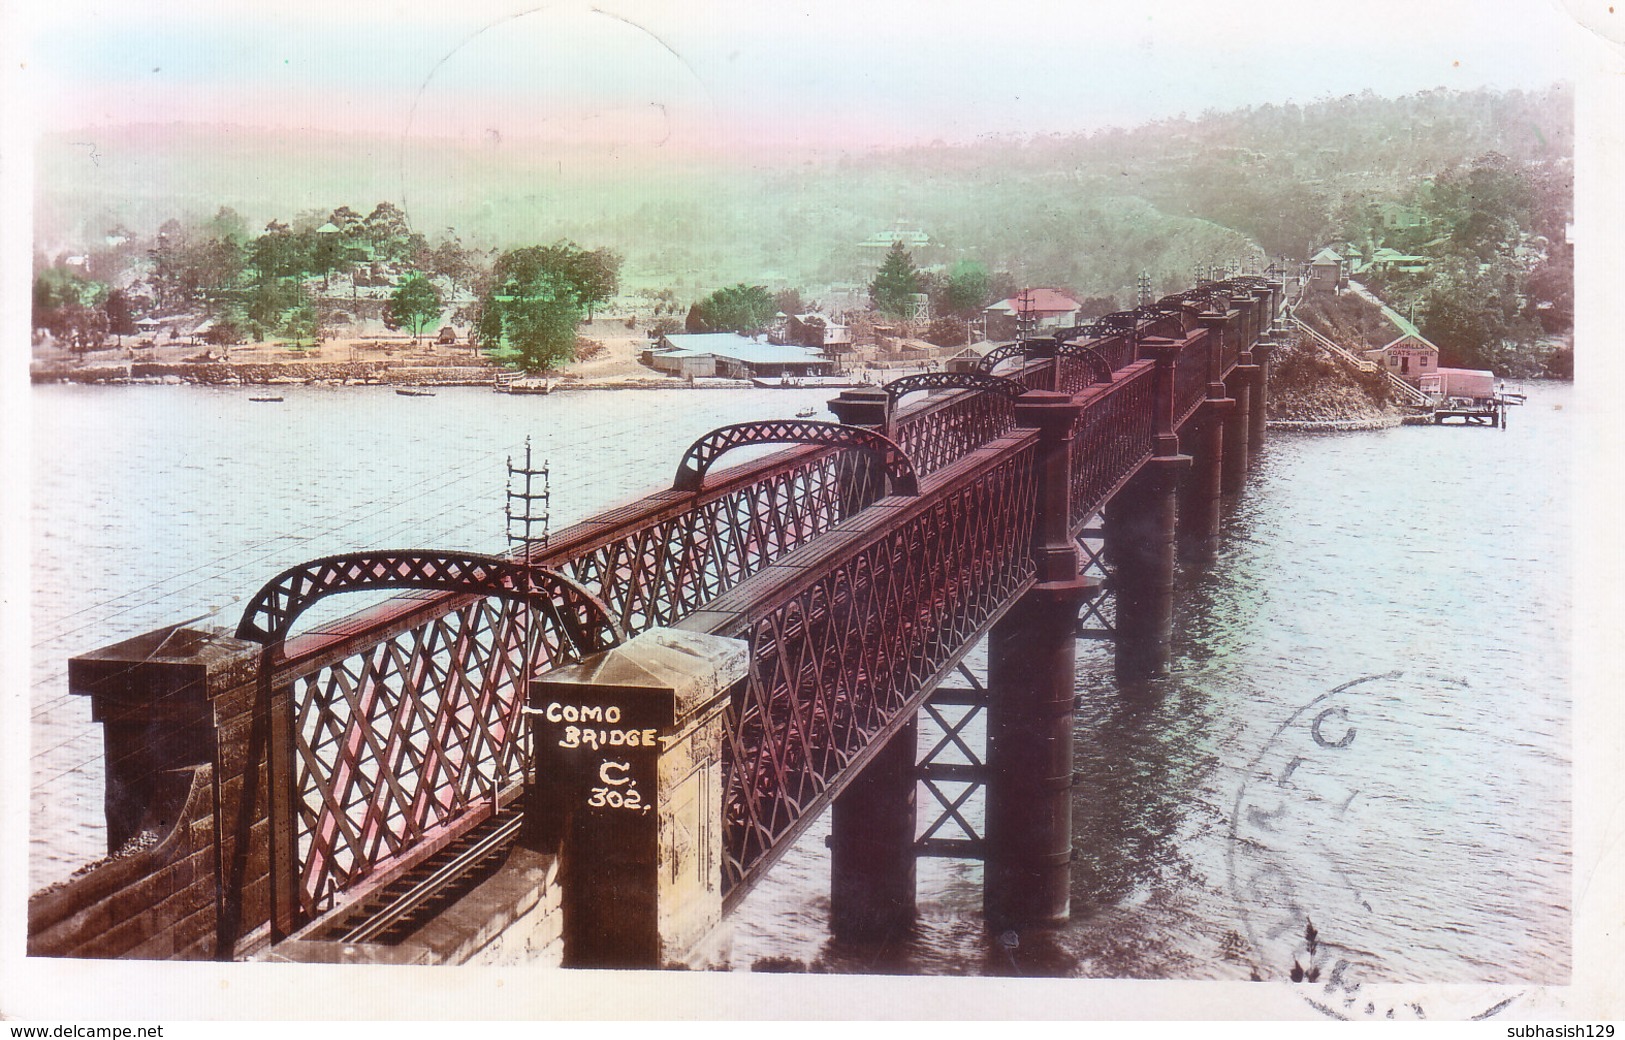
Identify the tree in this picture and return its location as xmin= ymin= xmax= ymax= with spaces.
xmin=690 ymin=283 xmax=775 ymax=334
xmin=925 ymin=316 xmax=970 ymax=347
xmin=103 ymin=289 xmax=136 ymax=345
xmin=941 ymin=260 xmax=992 ymax=317
xmin=33 ymin=267 xmax=107 ymax=347
xmin=1417 ymin=255 xmax=1539 ymax=372
xmin=870 ymin=241 xmax=921 ymax=318
xmin=363 ymin=202 xmax=418 ymax=262
xmin=428 ymin=238 xmax=477 ymax=295
xmin=774 ymin=287 xmax=805 ymax=316
xmin=499 ymin=291 xmax=581 ymax=371
xmin=388 ymin=273 xmax=444 ymax=342
xmin=475 ymin=249 xmax=587 ymax=372
xmin=486 ymin=242 xmax=621 ymax=320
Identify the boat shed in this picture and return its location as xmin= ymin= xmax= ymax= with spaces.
xmin=644 ymin=333 xmax=835 ymax=379
xmin=1364 ymin=332 xmax=1441 ymax=384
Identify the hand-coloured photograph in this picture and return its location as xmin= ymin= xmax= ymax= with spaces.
xmin=3 ymin=0 xmax=1618 ymax=1023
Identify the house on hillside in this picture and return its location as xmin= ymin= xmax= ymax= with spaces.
xmin=1363 ymin=332 xmax=1440 ymax=383
xmin=643 ymin=332 xmax=835 ymax=380
xmin=1307 ymin=247 xmax=1348 ymax=293
xmin=1356 ymin=247 xmax=1431 ymax=277
xmin=983 ymin=288 xmax=1081 ymax=340
xmin=858 ymin=221 xmax=931 ymax=254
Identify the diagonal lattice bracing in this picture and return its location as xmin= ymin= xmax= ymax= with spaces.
xmin=241 ymin=281 xmax=1280 ymax=929
xmin=883 ymin=371 xmax=1027 ymax=403
xmin=1069 ymin=368 xmax=1159 ymax=530
xmin=672 ymin=421 xmax=919 ymax=497
xmin=719 ymin=441 xmax=1039 ymax=894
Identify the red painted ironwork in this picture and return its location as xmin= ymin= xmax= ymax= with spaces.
xmin=158 ymin=279 xmax=1271 ymax=933
xmin=915 ymin=663 xmax=990 ymax=859
xmin=238 ymin=551 xmax=619 ymax=650
xmin=1054 ymin=342 xmax=1115 ymax=395
xmin=1069 ymin=364 xmax=1159 ymax=529
xmin=889 ymin=387 xmax=1020 ymax=477
xmin=1174 ymin=330 xmax=1215 ymax=429
xmin=883 ymin=371 xmax=1027 ymax=403
xmin=548 ymin=448 xmax=881 ymax=635
xmin=976 ymin=342 xmax=1030 ymax=374
xmin=673 ymin=420 xmax=919 ymax=497
xmin=1073 ymin=330 xmax=1137 ymax=373
xmin=237 ymin=553 xmax=621 ymax=920
xmin=286 ymin=598 xmax=533 ymax=916
xmin=698 ymin=434 xmax=1041 ymax=898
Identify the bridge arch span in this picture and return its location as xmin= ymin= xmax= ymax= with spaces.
xmin=673 ymin=420 xmax=920 ymax=497
xmin=883 ymin=371 xmax=1027 ymax=403
xmin=235 ymin=550 xmax=623 ymax=655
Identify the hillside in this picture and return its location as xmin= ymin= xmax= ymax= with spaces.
xmin=35 ymin=85 xmax=1571 ymax=309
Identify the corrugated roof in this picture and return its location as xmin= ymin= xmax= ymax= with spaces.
xmin=659 ymin=333 xmax=831 ymax=365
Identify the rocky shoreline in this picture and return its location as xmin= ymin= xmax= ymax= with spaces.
xmin=1267 ymin=415 xmax=1413 ymax=432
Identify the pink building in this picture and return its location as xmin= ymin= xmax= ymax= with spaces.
xmin=983 ymin=288 xmax=1081 ymax=340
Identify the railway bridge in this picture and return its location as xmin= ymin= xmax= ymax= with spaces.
xmin=29 ymin=276 xmax=1287 ymax=968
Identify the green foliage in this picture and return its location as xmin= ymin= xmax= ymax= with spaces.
xmin=941 ymin=261 xmax=992 ymax=317
xmin=149 ymin=219 xmax=245 ymax=309
xmin=489 ymin=242 xmax=622 ymax=318
xmin=362 ymin=202 xmax=425 ymax=263
xmin=869 ymin=241 xmax=921 ymax=318
xmin=33 ymin=267 xmax=110 ymax=350
xmin=476 ymin=247 xmax=599 ymax=371
xmin=924 ymin=316 xmax=970 ymax=347
xmin=689 ymin=283 xmax=775 ymax=334
xmin=387 ymin=273 xmax=444 ymax=339
xmin=1416 ymin=255 xmax=1541 ymax=371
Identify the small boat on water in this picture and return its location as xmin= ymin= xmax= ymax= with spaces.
xmin=495 ymin=375 xmax=552 ymax=395
xmin=795 ymin=407 xmax=818 ymax=418
xmin=248 ymin=395 xmax=284 ymax=403
xmin=396 ymin=388 xmax=436 ymax=397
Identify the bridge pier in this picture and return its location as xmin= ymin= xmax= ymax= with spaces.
xmin=528 ymin=628 xmax=749 ymax=969
xmin=1107 ymin=454 xmax=1190 ymax=679
xmin=828 ymin=386 xmax=892 ymax=433
xmin=1249 ymin=336 xmax=1273 ymax=453
xmin=31 ymin=624 xmax=276 ymax=960
xmin=829 ymin=716 xmax=918 ymax=939
xmin=1177 ymin=397 xmax=1232 ymax=558
xmin=1221 ymin=359 xmax=1257 ymax=495
xmin=983 ymin=391 xmax=1095 ymax=927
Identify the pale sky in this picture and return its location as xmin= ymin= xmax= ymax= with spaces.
xmin=13 ymin=0 xmax=1606 ymax=150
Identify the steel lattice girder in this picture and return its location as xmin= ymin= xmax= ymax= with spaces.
xmin=672 ymin=420 xmax=920 ymax=497
xmin=682 ymin=429 xmax=1042 ymax=899
xmin=237 ymin=550 xmax=621 ymax=654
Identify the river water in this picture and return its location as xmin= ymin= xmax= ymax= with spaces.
xmin=27 ymin=380 xmax=1571 ymax=985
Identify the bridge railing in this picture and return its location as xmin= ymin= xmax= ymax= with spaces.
xmin=890 ymin=386 xmax=1019 ymax=476
xmin=1174 ymin=329 xmax=1215 ymax=428
xmin=1068 ymin=363 xmax=1159 ymax=530
xmin=675 ymin=427 xmax=1043 ymax=898
xmin=265 ymin=439 xmax=896 ymax=926
xmin=34 ymin=280 xmax=1282 ymax=960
